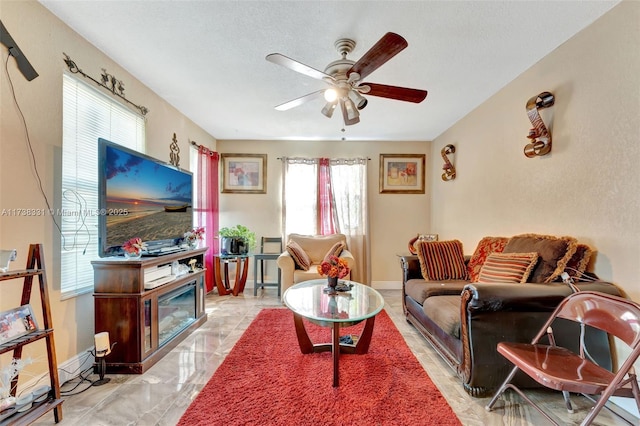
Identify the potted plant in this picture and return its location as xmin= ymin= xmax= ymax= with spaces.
xmin=217 ymin=225 xmax=256 ymax=255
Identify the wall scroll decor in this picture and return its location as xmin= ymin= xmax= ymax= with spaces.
xmin=379 ymin=154 xmax=425 ymax=194
xmin=169 ymin=133 xmax=180 ymax=167
xmin=524 ymin=91 xmax=555 ymax=158
xmin=221 ymin=154 xmax=267 ymax=194
xmin=63 ymin=53 xmax=149 ymax=116
xmin=441 ymin=144 xmax=456 ymax=181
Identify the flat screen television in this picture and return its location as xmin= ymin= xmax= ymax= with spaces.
xmin=98 ymin=138 xmax=193 ymax=257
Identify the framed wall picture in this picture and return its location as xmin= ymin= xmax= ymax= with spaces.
xmin=379 ymin=154 xmax=426 ymax=194
xmin=221 ymin=154 xmax=267 ymax=194
xmin=0 ymin=304 xmax=38 ymax=345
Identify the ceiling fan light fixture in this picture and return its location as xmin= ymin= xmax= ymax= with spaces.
xmin=321 ymin=101 xmax=337 ymax=118
xmin=349 ymin=90 xmax=368 ymax=110
xmin=344 ymin=97 xmax=359 ymax=121
xmin=324 ymin=88 xmax=338 ymax=102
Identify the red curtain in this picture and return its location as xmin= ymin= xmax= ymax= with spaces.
xmin=317 ymin=158 xmax=337 ymax=235
xmin=195 ymin=146 xmax=219 ymax=292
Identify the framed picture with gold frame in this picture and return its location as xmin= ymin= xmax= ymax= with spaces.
xmin=221 ymin=154 xmax=267 ymax=194
xmin=379 ymin=154 xmax=425 ymax=194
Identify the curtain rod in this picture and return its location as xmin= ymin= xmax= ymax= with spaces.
xmin=276 ymin=157 xmax=371 ymax=160
xmin=190 ymin=140 xmax=216 ymax=156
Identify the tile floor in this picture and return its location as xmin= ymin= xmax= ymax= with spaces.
xmin=32 ymin=289 xmax=637 ymax=425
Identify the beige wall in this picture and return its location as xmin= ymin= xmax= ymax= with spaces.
xmin=430 ymin=4 xmax=639 ymax=413
xmin=430 ymin=1 xmax=639 ymax=302
xmin=0 ymin=1 xmax=215 ymax=378
xmin=216 ymin=139 xmax=431 ymax=287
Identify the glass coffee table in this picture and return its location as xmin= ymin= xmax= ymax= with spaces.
xmin=283 ymin=279 xmax=385 ymax=387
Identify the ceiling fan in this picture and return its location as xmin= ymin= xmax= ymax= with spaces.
xmin=266 ymin=32 xmax=428 ymax=126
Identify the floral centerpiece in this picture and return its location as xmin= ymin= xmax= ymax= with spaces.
xmin=184 ymin=226 xmax=205 ymax=248
xmin=317 ymin=255 xmax=350 ymax=290
xmin=122 ymin=237 xmax=146 ymax=259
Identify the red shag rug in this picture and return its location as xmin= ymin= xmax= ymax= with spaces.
xmin=178 ymin=308 xmax=461 ymax=426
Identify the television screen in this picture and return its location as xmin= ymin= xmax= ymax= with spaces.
xmin=98 ymin=138 xmax=193 ymax=257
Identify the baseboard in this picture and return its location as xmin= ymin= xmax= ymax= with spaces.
xmin=57 ymin=349 xmax=95 ymax=384
xmin=371 ymin=281 xmax=401 ymax=290
xmin=18 ymin=348 xmax=94 ymax=393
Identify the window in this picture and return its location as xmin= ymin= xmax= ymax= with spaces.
xmin=281 ymin=157 xmax=369 ymax=283
xmin=282 ymin=159 xmax=318 ymax=236
xmin=61 ymin=74 xmax=145 ymax=298
xmin=282 ymin=157 xmax=367 ymax=237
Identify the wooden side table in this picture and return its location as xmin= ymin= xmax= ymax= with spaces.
xmin=214 ymin=254 xmax=250 ymax=296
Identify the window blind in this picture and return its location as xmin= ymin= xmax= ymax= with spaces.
xmin=61 ymin=74 xmax=145 ymax=298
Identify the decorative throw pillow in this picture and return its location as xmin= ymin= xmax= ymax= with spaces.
xmin=286 ymin=240 xmax=311 ymax=271
xmin=287 ymin=233 xmax=345 ymax=264
xmin=502 ymin=234 xmax=577 ymax=283
xmin=477 ymin=252 xmax=539 ymax=284
xmin=323 ymin=241 xmax=345 ymax=263
xmin=466 ymin=236 xmax=509 ymax=282
xmin=564 ymin=243 xmax=593 ymax=279
xmin=415 ymin=240 xmax=469 ymax=281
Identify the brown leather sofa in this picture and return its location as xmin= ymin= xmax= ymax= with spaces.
xmin=400 ymin=234 xmax=623 ymax=397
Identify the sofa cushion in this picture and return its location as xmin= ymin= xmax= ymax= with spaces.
xmin=293 ymin=268 xmax=325 ymax=283
xmin=416 ymin=240 xmax=469 ymax=281
xmin=477 ymin=252 xmax=539 ymax=283
xmin=286 ymin=240 xmax=311 ymax=271
xmin=323 ymin=241 xmax=345 ymax=262
xmin=565 ymin=243 xmax=593 ymax=279
xmin=467 ymin=236 xmax=509 ymax=282
xmin=405 ymin=279 xmax=469 ymax=305
xmin=423 ymin=295 xmax=461 ymax=339
xmin=502 ymin=234 xmax=577 ymax=283
xmin=287 ymin=233 xmax=346 ymax=264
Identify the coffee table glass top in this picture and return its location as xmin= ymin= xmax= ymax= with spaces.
xmin=283 ymin=279 xmax=384 ymax=324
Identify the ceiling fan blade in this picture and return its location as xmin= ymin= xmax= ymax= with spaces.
xmin=266 ymin=53 xmax=335 ymax=82
xmin=347 ymin=32 xmax=408 ymax=80
xmin=363 ymin=83 xmax=428 ymax=103
xmin=274 ymin=90 xmax=325 ymax=111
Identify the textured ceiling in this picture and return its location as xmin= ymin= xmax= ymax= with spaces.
xmin=39 ymin=1 xmax=619 ymax=141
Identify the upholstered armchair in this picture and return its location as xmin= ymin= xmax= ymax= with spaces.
xmin=277 ymin=233 xmax=355 ymax=298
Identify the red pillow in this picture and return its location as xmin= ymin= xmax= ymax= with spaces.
xmin=467 ymin=236 xmax=509 ymax=282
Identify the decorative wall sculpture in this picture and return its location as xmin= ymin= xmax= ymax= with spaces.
xmin=441 ymin=144 xmax=456 ymax=181
xmin=169 ymin=133 xmax=180 ymax=167
xmin=524 ymin=91 xmax=555 ymax=158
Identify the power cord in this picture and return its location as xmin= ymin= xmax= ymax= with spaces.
xmin=4 ymin=53 xmax=91 ymax=253
xmin=563 ymin=267 xmax=597 ymax=282
xmin=13 ymin=351 xmax=95 ymax=398
xmin=59 ymin=365 xmax=96 ymax=396
xmin=3 ymin=53 xmax=63 ymax=243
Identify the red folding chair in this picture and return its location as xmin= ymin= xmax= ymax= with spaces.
xmin=485 ymin=291 xmax=640 ymax=425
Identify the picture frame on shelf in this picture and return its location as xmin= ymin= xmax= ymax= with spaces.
xmin=379 ymin=154 xmax=426 ymax=194
xmin=0 ymin=304 xmax=38 ymax=345
xmin=221 ymin=154 xmax=267 ymax=194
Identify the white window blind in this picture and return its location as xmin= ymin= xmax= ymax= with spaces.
xmin=61 ymin=74 xmax=145 ymax=298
